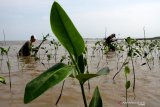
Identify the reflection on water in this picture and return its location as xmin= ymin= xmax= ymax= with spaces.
xmin=0 ymin=41 xmax=160 ymax=107
xmin=19 ymin=56 xmax=35 ymax=64
xmin=19 ymin=56 xmax=37 ymax=71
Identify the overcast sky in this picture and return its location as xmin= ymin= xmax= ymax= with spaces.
xmin=0 ymin=0 xmax=160 ymax=40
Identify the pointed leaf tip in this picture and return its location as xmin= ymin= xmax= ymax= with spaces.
xmin=50 ymin=1 xmax=85 ymax=57
xmin=89 ymin=86 xmax=102 ymax=107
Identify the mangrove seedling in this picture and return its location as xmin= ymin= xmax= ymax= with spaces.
xmin=124 ymin=66 xmax=131 ymax=107
xmin=33 ymin=34 xmax=49 ymax=56
xmin=0 ymin=47 xmax=11 ymax=91
xmin=113 ymin=37 xmax=141 ymax=98
xmin=50 ymin=39 xmax=61 ymax=62
xmin=24 ymin=1 xmax=110 ymax=107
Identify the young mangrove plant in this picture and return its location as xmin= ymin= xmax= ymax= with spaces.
xmin=0 ymin=47 xmax=4 ymax=71
xmin=0 ymin=47 xmax=11 ymax=91
xmin=124 ymin=65 xmax=131 ymax=107
xmin=50 ymin=39 xmax=61 ymax=62
xmin=114 ymin=40 xmax=124 ymax=71
xmin=113 ymin=37 xmax=141 ymax=98
xmin=38 ymin=46 xmax=48 ymax=68
xmin=24 ymin=1 xmax=109 ymax=107
xmin=94 ymin=40 xmax=106 ymax=70
xmin=95 ymin=40 xmax=104 ymax=57
xmin=33 ymin=34 xmax=49 ymax=56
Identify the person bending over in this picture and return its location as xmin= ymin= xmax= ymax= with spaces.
xmin=104 ymin=33 xmax=117 ymax=51
xmin=19 ymin=35 xmax=37 ymax=56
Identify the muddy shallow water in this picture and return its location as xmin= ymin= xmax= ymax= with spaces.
xmin=0 ymin=40 xmax=160 ymax=107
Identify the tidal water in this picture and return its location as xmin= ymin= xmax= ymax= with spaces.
xmin=0 ymin=40 xmax=160 ymax=107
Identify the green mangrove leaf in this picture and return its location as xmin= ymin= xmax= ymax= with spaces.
xmin=133 ymin=48 xmax=141 ymax=57
xmin=77 ymin=54 xmax=85 ymax=73
xmin=97 ymin=67 xmax=110 ymax=75
xmin=125 ymin=81 xmax=130 ymax=89
xmin=124 ymin=66 xmax=130 ymax=75
xmin=89 ymin=86 xmax=102 ymax=107
xmin=50 ymin=1 xmax=85 ymax=57
xmin=125 ymin=37 xmax=131 ymax=45
xmin=24 ymin=63 xmax=74 ymax=104
xmin=125 ymin=37 xmax=136 ymax=45
xmin=76 ymin=74 xmax=98 ymax=84
xmin=0 ymin=76 xmax=6 ymax=84
xmin=0 ymin=47 xmax=7 ymax=55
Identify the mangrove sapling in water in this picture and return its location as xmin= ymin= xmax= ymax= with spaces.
xmin=24 ymin=2 xmax=110 ymax=107
xmin=0 ymin=47 xmax=6 ymax=83
xmin=113 ymin=37 xmax=141 ymax=98
xmin=148 ymin=41 xmax=156 ymax=66
xmin=113 ymin=56 xmax=128 ymax=82
xmin=47 ymin=54 xmax=52 ymax=68
xmin=32 ymin=34 xmax=49 ymax=65
xmin=135 ymin=41 xmax=146 ymax=63
xmin=90 ymin=41 xmax=102 ymax=59
xmin=50 ymin=39 xmax=61 ymax=63
xmin=91 ymin=46 xmax=96 ymax=60
xmin=55 ymin=53 xmax=75 ymax=105
xmin=55 ymin=80 xmax=65 ymax=105
xmin=90 ymin=40 xmax=106 ymax=71
xmin=39 ymin=46 xmax=49 ymax=69
xmin=124 ymin=37 xmax=139 ymax=97
xmin=38 ymin=38 xmax=61 ymax=68
xmin=114 ymin=41 xmax=124 ymax=71
xmin=39 ymin=45 xmax=54 ymax=69
xmin=0 ymin=47 xmax=4 ymax=71
xmin=0 ymin=47 xmax=11 ymax=91
xmin=33 ymin=34 xmax=49 ymax=56
xmin=56 ymin=51 xmax=90 ymax=105
xmin=81 ymin=45 xmax=91 ymax=92
xmin=95 ymin=40 xmax=104 ymax=58
xmin=141 ymin=40 xmax=157 ymax=70
xmin=124 ymin=66 xmax=131 ymax=107
xmin=94 ymin=40 xmax=107 ymax=70
xmin=156 ymin=41 xmax=160 ymax=66
xmin=113 ymin=39 xmax=129 ymax=81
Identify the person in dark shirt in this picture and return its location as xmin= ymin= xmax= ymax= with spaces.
xmin=19 ymin=35 xmax=37 ymax=56
xmin=104 ymin=33 xmax=117 ymax=51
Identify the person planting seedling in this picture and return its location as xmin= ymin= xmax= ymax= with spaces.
xmin=104 ymin=33 xmax=117 ymax=51
xmin=19 ymin=34 xmax=49 ymax=57
xmin=19 ymin=35 xmax=38 ymax=56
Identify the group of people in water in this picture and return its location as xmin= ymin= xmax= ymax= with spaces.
xmin=19 ymin=33 xmax=117 ymax=57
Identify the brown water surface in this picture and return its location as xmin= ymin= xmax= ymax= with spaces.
xmin=0 ymin=40 xmax=160 ymax=107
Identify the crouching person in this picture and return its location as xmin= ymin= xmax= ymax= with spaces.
xmin=19 ymin=35 xmax=37 ymax=56
xmin=104 ymin=33 xmax=117 ymax=51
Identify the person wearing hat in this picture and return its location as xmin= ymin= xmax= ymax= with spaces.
xmin=19 ymin=35 xmax=37 ymax=56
